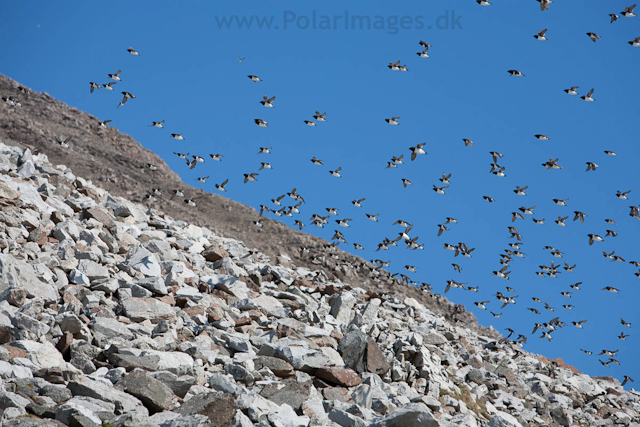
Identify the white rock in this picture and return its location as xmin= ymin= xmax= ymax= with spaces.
xmin=487 ymin=411 xmax=523 ymax=427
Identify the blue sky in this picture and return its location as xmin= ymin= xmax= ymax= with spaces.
xmin=4 ymin=1 xmax=640 ymax=385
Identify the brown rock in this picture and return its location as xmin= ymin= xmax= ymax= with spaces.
xmin=157 ymin=295 xmax=176 ymax=306
xmin=56 ymin=331 xmax=73 ymax=358
xmin=183 ymin=305 xmax=205 ymax=318
xmin=178 ymin=392 xmax=236 ymax=426
xmin=254 ymin=356 xmax=295 ymax=378
xmin=84 ymin=207 xmax=115 ymax=228
xmin=201 ymin=244 xmax=228 ymax=262
xmin=366 ymin=339 xmax=390 ymax=376
xmin=50 ymin=211 xmax=64 ymax=224
xmin=0 ymin=326 xmax=13 ymax=344
xmin=207 ymin=304 xmax=225 ymax=322
xmin=6 ymin=288 xmax=27 ymax=307
xmin=322 ymin=387 xmax=353 ymax=402
xmin=316 ymin=366 xmax=362 ymax=387
xmin=27 ymin=226 xmax=48 ymax=245
xmin=3 ymin=343 xmax=28 ymax=359
xmin=234 ymin=316 xmax=251 ymax=327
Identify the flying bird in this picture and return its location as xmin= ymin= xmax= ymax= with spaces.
xmin=621 ymin=4 xmax=637 ymax=17
xmin=586 ymin=33 xmax=601 ymax=42
xmin=564 ymin=86 xmax=579 ymax=95
xmin=215 ymin=179 xmax=229 ymax=192
xmin=581 ymin=89 xmax=595 ymax=102
xmin=261 ymin=96 xmax=276 ymax=107
xmin=534 ymin=29 xmax=548 ymax=40
xmin=243 ymin=173 xmax=259 ymax=183
xmin=108 ymin=69 xmax=122 ymax=81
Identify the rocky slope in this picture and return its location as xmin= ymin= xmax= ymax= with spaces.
xmin=0 ymin=138 xmax=639 ymax=425
xmin=0 ymin=73 xmax=491 ymax=338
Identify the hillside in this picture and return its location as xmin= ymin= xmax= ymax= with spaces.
xmin=0 ymin=73 xmax=493 ymax=338
xmin=0 ymin=138 xmax=638 ymax=426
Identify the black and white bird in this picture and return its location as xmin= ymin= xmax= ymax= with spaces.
xmin=409 ymin=143 xmax=427 ymax=161
xmin=310 ymin=157 xmax=323 ymax=165
xmin=329 ymin=167 xmax=342 ymax=178
xmin=209 ymin=154 xmax=223 ymax=161
xmin=586 ymin=32 xmax=601 ymax=42
xmin=150 ymin=120 xmax=165 ymax=128
xmin=507 ymin=70 xmax=525 ymax=76
xmin=629 ymin=37 xmax=640 ymax=47
xmin=215 ymin=179 xmax=228 ymax=192
xmin=588 ymin=234 xmax=604 ymax=245
xmin=581 ymin=88 xmax=595 ymax=102
xmin=57 ymin=136 xmax=71 ymax=149
xmin=258 ymin=147 xmax=272 ymax=154
xmin=196 ymin=176 xmax=209 ymax=183
xmin=171 ymin=133 xmax=184 ymax=140
xmin=243 ymin=173 xmax=259 ymax=183
xmin=89 ymin=82 xmax=101 ymax=93
xmin=417 ymin=48 xmax=430 ymax=58
xmin=117 ymin=91 xmax=135 ymax=108
xmin=585 ymin=162 xmax=598 ymax=171
xmin=254 ymin=119 xmax=268 ymax=127
xmin=622 ymin=4 xmax=637 ymax=17
xmin=108 ymin=69 xmax=122 ymax=81
xmin=385 ymin=117 xmax=401 ymax=125
xmin=564 ymin=86 xmax=579 ymax=95
xmin=534 ymin=29 xmax=548 ymax=40
xmin=433 ymin=185 xmax=449 ymax=195
xmin=261 ymin=96 xmax=275 ymax=107
xmin=616 ymin=190 xmax=631 ymax=200
xmin=303 ymin=120 xmax=316 ymax=126
xmin=535 ymin=134 xmax=550 ymax=140
xmin=248 ymin=75 xmax=262 ymax=82
xmin=127 ymin=47 xmax=140 ymax=55
xmin=352 ymin=198 xmax=366 ymax=207
xmin=313 ymin=111 xmax=327 ymax=121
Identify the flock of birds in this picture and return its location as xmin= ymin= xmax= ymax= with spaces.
xmin=82 ymin=3 xmax=638 ymax=385
xmin=2 ymin=1 xmax=636 ymax=386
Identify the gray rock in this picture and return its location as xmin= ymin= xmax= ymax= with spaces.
xmin=91 ymin=317 xmax=134 ymax=347
xmin=370 ymin=403 xmax=439 ymax=427
xmin=53 ymin=220 xmax=80 ymax=241
xmin=330 ymin=291 xmax=357 ymax=326
xmin=208 ymin=373 xmax=240 ymax=394
xmin=178 ymin=392 xmax=236 ymax=426
xmin=136 ymin=276 xmax=168 ymax=295
xmin=77 ymin=259 xmax=109 ymax=281
xmin=116 ymin=370 xmax=178 ymax=413
xmin=487 ymin=411 xmax=523 ymax=427
xmin=124 ymin=245 xmax=162 ymax=277
xmin=150 ymin=371 xmax=196 ymax=398
xmin=67 ymin=377 xmax=147 ymax=415
xmin=122 ymin=297 xmax=175 ymax=323
xmin=338 ymin=329 xmax=369 ymax=373
xmin=329 ymin=408 xmax=367 ymax=427
xmin=260 ymin=378 xmax=311 ymax=412
xmin=0 ymin=254 xmax=59 ymax=303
